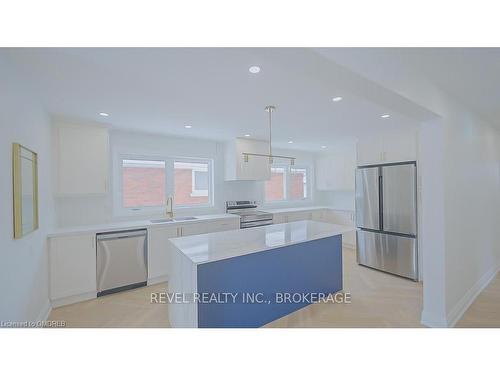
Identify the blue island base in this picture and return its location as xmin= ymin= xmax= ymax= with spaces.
xmin=197 ymin=235 xmax=343 ymax=328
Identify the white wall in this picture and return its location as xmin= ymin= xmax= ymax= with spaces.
xmin=325 ymin=50 xmax=500 ymax=326
xmin=54 ymin=129 xmax=320 ymax=226
xmin=418 ymin=119 xmax=447 ymax=326
xmin=0 ymin=54 xmax=54 ymax=322
xmin=420 ymin=112 xmax=500 ymax=327
xmin=441 ymin=112 xmax=500 ymax=326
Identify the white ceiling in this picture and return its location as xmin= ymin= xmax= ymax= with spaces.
xmin=3 ymin=48 xmax=442 ymax=151
xmin=316 ymin=48 xmax=500 ymax=129
xmin=396 ymin=48 xmax=500 ymax=126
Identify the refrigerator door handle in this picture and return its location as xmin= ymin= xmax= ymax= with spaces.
xmin=379 ymin=173 xmax=383 ymax=231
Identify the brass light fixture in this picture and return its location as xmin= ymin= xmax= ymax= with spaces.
xmin=242 ymin=105 xmax=296 ymax=165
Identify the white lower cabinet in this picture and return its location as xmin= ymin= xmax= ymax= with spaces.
xmin=49 ymin=234 xmax=97 ymax=307
xmin=311 ymin=210 xmax=324 ymax=221
xmin=148 ymin=218 xmax=240 ymax=284
xmin=49 ymin=218 xmax=240 ymax=308
xmin=322 ymin=209 xmax=356 ymax=249
xmin=270 ymin=209 xmax=356 ymax=249
xmin=272 ymin=213 xmax=286 ymax=224
xmin=148 ymin=225 xmax=179 ymax=284
xmin=272 ymin=209 xmax=322 ymax=224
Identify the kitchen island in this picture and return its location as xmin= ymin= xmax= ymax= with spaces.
xmin=168 ymin=220 xmax=352 ymax=328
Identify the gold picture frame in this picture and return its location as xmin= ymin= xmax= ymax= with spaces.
xmin=13 ymin=143 xmax=39 ymax=239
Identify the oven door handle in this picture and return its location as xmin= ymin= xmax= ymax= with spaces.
xmin=241 ymin=219 xmax=274 ymax=228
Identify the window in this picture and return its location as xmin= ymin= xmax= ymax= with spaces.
xmin=264 ymin=165 xmax=309 ymax=203
xmin=290 ymin=167 xmax=307 ymax=200
xmin=119 ymin=156 xmax=213 ymax=213
xmin=265 ymin=167 xmax=286 ymax=202
xmin=174 ymin=161 xmax=210 ymax=205
xmin=122 ymin=159 xmax=166 ymax=208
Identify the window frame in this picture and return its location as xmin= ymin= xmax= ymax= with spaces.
xmin=186 ymin=164 xmax=209 ymax=197
xmin=264 ymin=164 xmax=311 ymax=204
xmin=114 ymin=153 xmax=214 ymax=217
xmin=173 ymin=158 xmax=213 ymax=207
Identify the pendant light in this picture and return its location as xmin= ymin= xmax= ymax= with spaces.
xmin=242 ymin=105 xmax=295 ymax=165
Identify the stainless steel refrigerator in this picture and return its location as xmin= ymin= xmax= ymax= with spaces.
xmin=355 ymin=161 xmax=418 ymax=280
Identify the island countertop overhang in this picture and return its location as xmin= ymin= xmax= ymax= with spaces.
xmin=169 ymin=220 xmax=354 ymax=265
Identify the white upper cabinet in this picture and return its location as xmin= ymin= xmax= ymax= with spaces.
xmin=357 ymin=129 xmax=417 ymax=166
xmin=224 ymin=138 xmax=271 ymax=181
xmin=55 ymin=122 xmax=109 ymax=195
xmin=316 ymin=143 xmax=356 ymax=191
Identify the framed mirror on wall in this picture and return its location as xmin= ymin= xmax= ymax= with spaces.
xmin=12 ymin=143 xmax=39 ymax=239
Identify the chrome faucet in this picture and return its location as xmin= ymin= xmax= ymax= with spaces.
xmin=165 ymin=196 xmax=174 ymax=219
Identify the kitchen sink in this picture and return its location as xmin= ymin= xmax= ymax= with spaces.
xmin=150 ymin=216 xmax=198 ymax=224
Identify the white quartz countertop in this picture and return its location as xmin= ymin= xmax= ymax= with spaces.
xmin=169 ymin=220 xmax=354 ymax=265
xmin=47 ymin=206 xmax=355 ymax=238
xmin=263 ymin=206 xmax=353 ymax=214
xmin=48 ymin=213 xmax=239 ymax=237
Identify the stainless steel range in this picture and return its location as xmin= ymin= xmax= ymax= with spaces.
xmin=225 ymin=201 xmax=273 ymax=229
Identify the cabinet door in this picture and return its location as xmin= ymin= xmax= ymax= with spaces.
xmin=316 ymin=157 xmax=334 ymax=190
xmin=316 ymin=155 xmax=355 ymax=191
xmin=49 ymin=234 xmax=97 ymax=301
xmin=311 ymin=210 xmax=324 ymax=221
xmin=179 ymin=219 xmax=240 ymax=236
xmin=272 ymin=213 xmax=286 ymax=224
xmin=323 ymin=210 xmax=356 ymax=249
xmin=206 ymin=219 xmax=240 ymax=233
xmin=148 ymin=225 xmax=178 ymax=281
xmin=283 ymin=211 xmax=309 ymax=223
xmin=179 ymin=222 xmax=205 ymax=236
xmin=57 ymin=124 xmax=109 ymax=194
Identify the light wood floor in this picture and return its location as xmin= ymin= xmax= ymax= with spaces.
xmin=265 ymin=248 xmax=423 ymax=327
xmin=456 ymin=273 xmax=500 ymax=328
xmin=48 ymin=248 xmax=500 ymax=328
xmin=49 ymin=283 xmax=169 ymax=328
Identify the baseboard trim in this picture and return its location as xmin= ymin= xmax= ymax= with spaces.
xmin=148 ymin=275 xmax=168 ymax=285
xmin=446 ymin=264 xmax=500 ymax=327
xmin=36 ymin=299 xmax=52 ymax=322
xmin=420 ymin=309 xmax=448 ymax=328
xmin=51 ymin=291 xmax=97 ymax=308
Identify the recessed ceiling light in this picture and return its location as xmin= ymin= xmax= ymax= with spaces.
xmin=321 ymin=145 xmax=327 ymax=149
xmin=99 ymin=112 xmax=109 ymax=117
xmin=381 ymin=114 xmax=391 ymax=118
xmin=332 ymin=96 xmax=343 ymax=102
xmin=184 ymin=125 xmax=192 ymax=129
xmin=288 ymin=140 xmax=293 ymax=144
xmin=244 ymin=134 xmax=251 ymax=137
xmin=249 ymin=66 xmax=261 ymax=74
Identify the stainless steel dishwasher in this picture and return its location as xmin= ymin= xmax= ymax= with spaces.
xmin=96 ymin=229 xmax=148 ymax=297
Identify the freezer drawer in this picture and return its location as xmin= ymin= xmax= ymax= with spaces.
xmin=96 ymin=229 xmax=148 ymax=295
xmin=355 ymin=167 xmax=380 ymax=230
xmin=381 ymin=163 xmax=417 ymax=235
xmin=356 ymin=230 xmax=417 ymax=280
